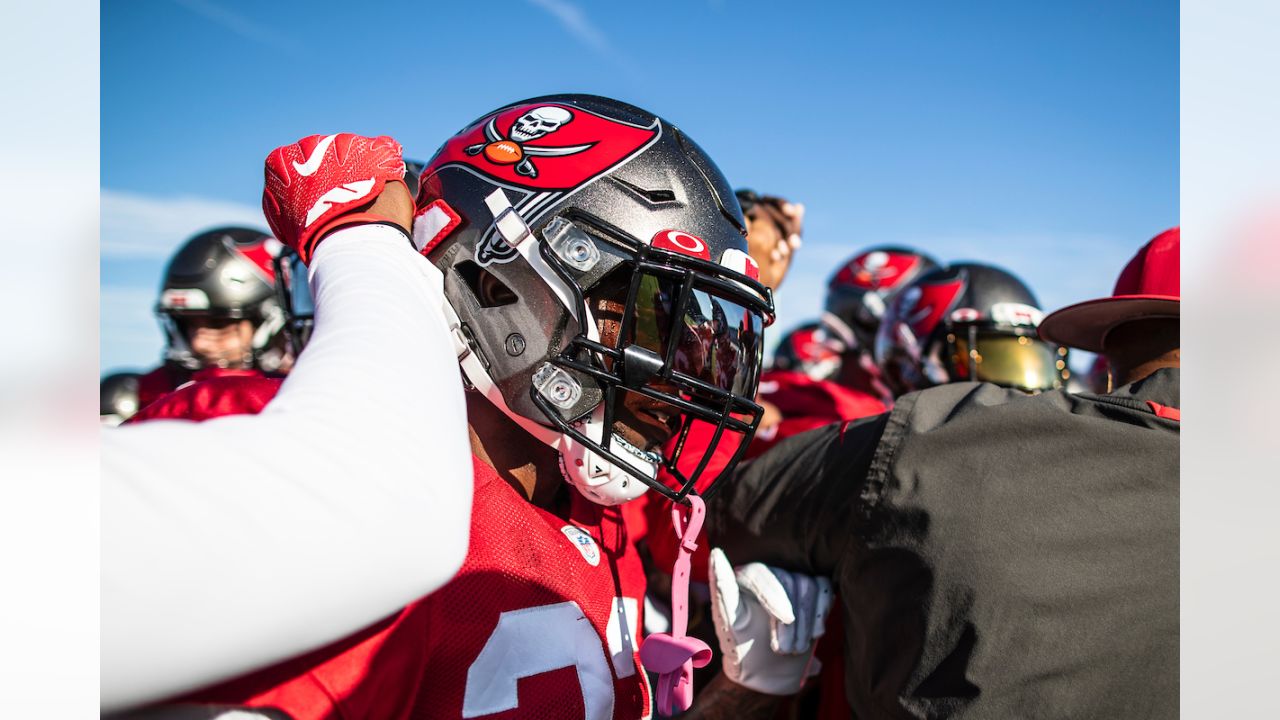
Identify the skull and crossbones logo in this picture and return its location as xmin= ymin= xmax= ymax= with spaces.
xmin=856 ymin=251 xmax=901 ymax=285
xmin=465 ymin=106 xmax=594 ymax=179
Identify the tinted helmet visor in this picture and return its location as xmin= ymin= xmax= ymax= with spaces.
xmin=629 ymin=273 xmax=764 ymax=400
xmin=952 ymin=330 xmax=1064 ymax=392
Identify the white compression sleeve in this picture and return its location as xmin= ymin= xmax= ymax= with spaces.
xmin=101 ymin=224 xmax=472 ymax=712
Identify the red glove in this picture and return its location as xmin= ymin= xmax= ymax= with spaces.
xmin=262 ymin=133 xmax=407 ymax=263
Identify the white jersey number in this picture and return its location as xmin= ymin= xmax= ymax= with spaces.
xmin=462 ymin=599 xmax=643 ymax=719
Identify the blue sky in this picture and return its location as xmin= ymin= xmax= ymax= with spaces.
xmin=102 ymin=0 xmax=1178 ymax=373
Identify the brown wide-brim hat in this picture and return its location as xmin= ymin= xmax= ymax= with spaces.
xmin=1039 ymin=227 xmax=1180 ymax=353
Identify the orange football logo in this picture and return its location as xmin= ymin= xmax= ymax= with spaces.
xmin=483 ymin=140 xmax=523 ymax=165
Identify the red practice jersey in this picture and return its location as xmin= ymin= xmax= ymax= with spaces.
xmin=748 ymin=369 xmax=886 ymax=458
xmin=136 ymin=363 xmax=191 ymax=412
xmin=127 ymin=370 xmax=282 ymax=423
xmin=132 ymin=369 xmax=660 ymax=719
xmin=182 ymin=456 xmax=652 ymax=719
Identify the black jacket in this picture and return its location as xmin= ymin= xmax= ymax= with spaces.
xmin=709 ymin=369 xmax=1179 ymax=719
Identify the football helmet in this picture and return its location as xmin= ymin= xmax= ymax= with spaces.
xmin=770 ymin=321 xmax=840 ymax=380
xmin=100 ymin=371 xmax=142 ymax=426
xmin=822 ymin=246 xmax=937 ymax=401
xmin=822 ymin=246 xmax=939 ymax=354
xmin=155 ymin=227 xmax=286 ymax=371
xmin=875 ymin=262 xmax=1068 ymax=394
xmin=416 ymin=94 xmax=774 ymax=505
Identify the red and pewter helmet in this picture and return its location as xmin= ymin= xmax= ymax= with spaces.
xmin=413 ymin=94 xmax=774 ymax=506
xmin=155 ymin=227 xmax=286 ymax=371
xmin=1039 ymin=227 xmax=1180 ymax=352
xmin=822 ymin=246 xmax=939 ymax=354
xmin=875 ymin=262 xmax=1069 ymax=395
xmin=770 ymin=321 xmax=841 ymax=380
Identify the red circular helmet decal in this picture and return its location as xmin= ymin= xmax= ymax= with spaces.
xmin=426 ymin=103 xmax=660 ymax=190
xmin=652 ymin=229 xmax=711 ymax=260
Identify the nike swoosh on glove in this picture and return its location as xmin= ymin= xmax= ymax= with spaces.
xmin=262 ymin=133 xmax=407 ymax=263
xmin=708 ymin=547 xmax=833 ymax=696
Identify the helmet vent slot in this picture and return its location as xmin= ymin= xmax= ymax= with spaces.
xmin=608 ymin=176 xmax=678 ymax=205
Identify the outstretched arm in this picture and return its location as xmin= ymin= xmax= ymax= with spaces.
xmin=101 ymin=141 xmax=472 ymax=712
xmin=707 ymin=413 xmax=890 ymax=576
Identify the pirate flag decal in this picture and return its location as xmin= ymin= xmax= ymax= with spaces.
xmin=834 ymin=250 xmax=924 ymax=291
xmin=429 ymin=103 xmax=660 ymax=190
xmin=422 ymin=102 xmax=662 ymax=265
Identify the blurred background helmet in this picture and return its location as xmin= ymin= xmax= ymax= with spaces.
xmin=154 ymin=226 xmax=285 ymax=371
xmin=822 ymin=246 xmax=939 ymax=355
xmin=875 ymin=262 xmax=1069 ymax=395
xmin=769 ymin=321 xmax=841 ymax=381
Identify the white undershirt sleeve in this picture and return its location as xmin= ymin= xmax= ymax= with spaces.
xmin=101 ymin=224 xmax=472 ymax=712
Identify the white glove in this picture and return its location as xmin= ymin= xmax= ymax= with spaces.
xmin=708 ymin=547 xmax=834 ymax=695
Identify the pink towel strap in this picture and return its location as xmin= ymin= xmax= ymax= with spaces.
xmin=639 ymin=495 xmax=712 ymax=716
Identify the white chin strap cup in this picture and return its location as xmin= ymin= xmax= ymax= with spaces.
xmin=554 ymin=406 xmax=656 ymax=506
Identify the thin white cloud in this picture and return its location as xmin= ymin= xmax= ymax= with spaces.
xmin=101 ymin=188 xmax=268 ymax=259
xmin=525 ymin=0 xmax=612 ymax=54
xmin=523 ymin=0 xmax=640 ymax=80
xmin=171 ymin=0 xmax=301 ymax=54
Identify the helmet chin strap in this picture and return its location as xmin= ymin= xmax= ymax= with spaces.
xmin=451 ymin=310 xmax=657 ymax=506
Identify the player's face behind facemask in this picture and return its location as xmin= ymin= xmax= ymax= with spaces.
xmin=584 ymin=266 xmax=765 ymax=501
xmin=181 ymin=315 xmax=256 ymax=369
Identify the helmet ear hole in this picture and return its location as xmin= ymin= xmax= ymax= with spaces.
xmin=479 ymin=272 xmax=518 ymax=308
xmin=456 ymin=261 xmax=518 ymax=308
